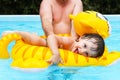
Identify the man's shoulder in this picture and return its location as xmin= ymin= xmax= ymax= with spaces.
xmin=41 ymin=0 xmax=51 ymax=4
xmin=40 ymin=0 xmax=52 ymax=8
xmin=71 ymin=0 xmax=82 ymax=4
xmin=41 ymin=0 xmax=51 ymax=5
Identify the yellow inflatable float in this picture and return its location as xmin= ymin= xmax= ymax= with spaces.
xmin=0 ymin=11 xmax=120 ymax=70
xmin=69 ymin=11 xmax=111 ymax=39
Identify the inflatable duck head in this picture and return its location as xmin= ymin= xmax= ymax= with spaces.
xmin=69 ymin=11 xmax=111 ymax=39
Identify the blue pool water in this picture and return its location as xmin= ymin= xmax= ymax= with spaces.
xmin=0 ymin=15 xmax=120 ymax=80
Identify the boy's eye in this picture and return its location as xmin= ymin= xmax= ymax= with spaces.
xmin=83 ymin=44 xmax=87 ymax=48
xmin=76 ymin=39 xmax=79 ymax=42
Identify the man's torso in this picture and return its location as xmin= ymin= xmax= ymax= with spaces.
xmin=51 ymin=0 xmax=75 ymax=34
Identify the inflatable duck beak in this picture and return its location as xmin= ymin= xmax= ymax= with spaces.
xmin=69 ymin=14 xmax=75 ymax=20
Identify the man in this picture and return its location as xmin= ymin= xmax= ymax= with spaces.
xmin=39 ymin=0 xmax=83 ymax=64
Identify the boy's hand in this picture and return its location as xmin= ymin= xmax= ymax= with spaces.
xmin=46 ymin=54 xmax=63 ymax=65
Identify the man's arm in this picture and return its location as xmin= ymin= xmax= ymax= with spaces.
xmin=40 ymin=1 xmax=62 ymax=64
xmin=39 ymin=0 xmax=53 ymax=36
xmin=71 ymin=0 xmax=83 ymax=40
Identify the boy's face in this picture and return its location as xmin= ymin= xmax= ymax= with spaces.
xmin=72 ymin=38 xmax=98 ymax=57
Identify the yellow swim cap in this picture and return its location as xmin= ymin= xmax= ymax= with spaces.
xmin=69 ymin=11 xmax=111 ymax=39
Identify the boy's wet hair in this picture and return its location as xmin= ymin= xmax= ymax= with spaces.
xmin=81 ymin=33 xmax=105 ymax=58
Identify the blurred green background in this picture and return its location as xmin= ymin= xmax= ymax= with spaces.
xmin=0 ymin=0 xmax=120 ymax=14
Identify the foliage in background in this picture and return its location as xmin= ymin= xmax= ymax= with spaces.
xmin=0 ymin=0 xmax=41 ymax=14
xmin=0 ymin=0 xmax=120 ymax=14
xmin=82 ymin=0 xmax=120 ymax=14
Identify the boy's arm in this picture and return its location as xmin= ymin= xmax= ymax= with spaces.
xmin=47 ymin=34 xmax=63 ymax=64
xmin=47 ymin=35 xmax=72 ymax=64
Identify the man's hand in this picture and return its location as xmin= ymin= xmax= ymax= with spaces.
xmin=46 ymin=54 xmax=63 ymax=65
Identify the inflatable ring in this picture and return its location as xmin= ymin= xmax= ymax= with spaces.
xmin=0 ymin=11 xmax=120 ymax=70
xmin=0 ymin=33 xmax=120 ymax=69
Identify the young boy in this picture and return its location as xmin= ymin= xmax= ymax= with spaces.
xmin=2 ymin=31 xmax=105 ymax=64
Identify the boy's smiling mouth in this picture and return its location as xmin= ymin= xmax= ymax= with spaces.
xmin=73 ymin=48 xmax=80 ymax=54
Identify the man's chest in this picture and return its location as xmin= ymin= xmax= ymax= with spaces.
xmin=52 ymin=5 xmax=74 ymax=21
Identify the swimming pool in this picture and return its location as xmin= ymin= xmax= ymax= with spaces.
xmin=0 ymin=15 xmax=120 ymax=80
